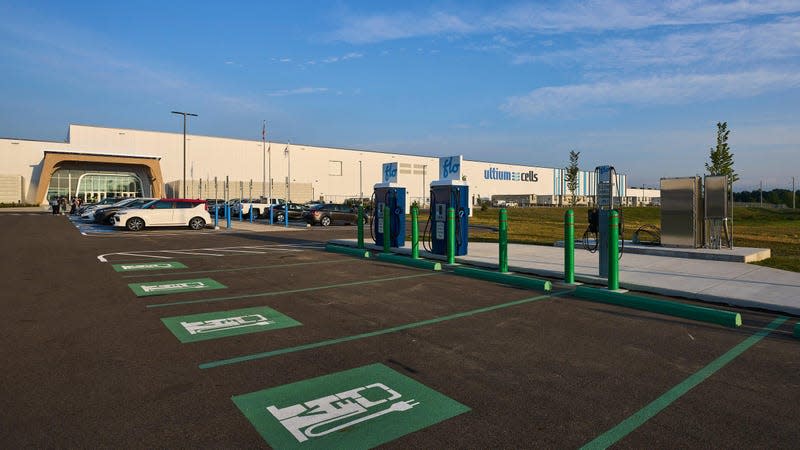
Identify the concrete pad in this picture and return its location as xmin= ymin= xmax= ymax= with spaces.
xmin=554 ymin=239 xmax=771 ymax=263
xmin=329 ymin=239 xmax=800 ymax=316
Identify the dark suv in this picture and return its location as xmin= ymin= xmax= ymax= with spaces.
xmin=303 ymin=204 xmax=368 ymax=227
xmin=272 ymin=203 xmax=307 ymax=222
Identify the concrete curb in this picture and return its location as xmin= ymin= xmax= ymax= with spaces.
xmin=375 ymin=253 xmax=441 ymax=271
xmin=453 ymin=266 xmax=552 ymax=292
xmin=324 ymin=244 xmax=370 ymax=259
xmin=573 ymin=285 xmax=742 ymax=328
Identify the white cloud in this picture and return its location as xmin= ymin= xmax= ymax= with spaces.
xmin=267 ymin=87 xmax=329 ymax=97
xmin=502 ymin=70 xmax=800 ymax=116
xmin=513 ymin=16 xmax=800 ymax=67
xmin=330 ymin=1 xmax=800 ymax=43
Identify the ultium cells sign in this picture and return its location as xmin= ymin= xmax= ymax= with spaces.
xmin=484 ymin=167 xmax=539 ymax=182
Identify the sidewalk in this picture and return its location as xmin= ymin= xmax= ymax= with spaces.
xmin=330 ymin=239 xmax=800 ymax=316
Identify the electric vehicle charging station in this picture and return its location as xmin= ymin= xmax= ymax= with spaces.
xmin=373 ymin=162 xmax=406 ymax=247
xmin=595 ymin=165 xmax=617 ymax=277
xmin=428 ymin=155 xmax=469 ymax=256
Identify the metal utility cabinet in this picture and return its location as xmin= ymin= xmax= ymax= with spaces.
xmin=660 ymin=177 xmax=703 ymax=248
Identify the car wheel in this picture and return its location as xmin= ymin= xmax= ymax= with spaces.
xmin=320 ymin=216 xmax=331 ymax=227
xmin=189 ymin=217 xmax=206 ymax=230
xmin=126 ymin=217 xmax=145 ymax=231
xmin=252 ymin=208 xmax=260 ymax=219
xmin=106 ymin=215 xmax=116 ymax=225
xmin=276 ymin=213 xmax=285 ymax=222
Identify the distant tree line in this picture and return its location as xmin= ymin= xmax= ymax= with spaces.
xmin=734 ymin=189 xmax=798 ymax=208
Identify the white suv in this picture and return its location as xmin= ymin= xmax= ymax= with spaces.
xmin=113 ymin=199 xmax=211 ymax=231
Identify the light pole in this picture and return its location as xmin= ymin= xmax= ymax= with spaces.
xmin=171 ymin=111 xmax=197 ymax=198
xmin=262 ymin=120 xmax=266 ymax=198
xmin=359 ymin=160 xmax=363 ymax=203
xmin=284 ymin=140 xmax=291 ymax=202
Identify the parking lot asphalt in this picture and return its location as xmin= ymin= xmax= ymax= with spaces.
xmin=1 ymin=213 xmax=798 ymax=448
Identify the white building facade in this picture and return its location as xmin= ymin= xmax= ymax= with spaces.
xmin=0 ymin=124 xmax=652 ymax=206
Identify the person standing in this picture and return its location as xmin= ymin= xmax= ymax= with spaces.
xmin=51 ymin=196 xmax=59 ymax=215
xmin=59 ymin=196 xmax=68 ymax=215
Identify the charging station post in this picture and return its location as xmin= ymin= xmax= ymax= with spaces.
xmin=499 ymin=208 xmax=508 ymax=273
xmin=565 ymin=209 xmax=575 ymax=283
xmin=447 ymin=207 xmax=456 ymax=264
xmin=357 ymin=205 xmax=365 ymax=249
xmin=382 ymin=204 xmax=391 ymax=253
xmin=429 ymin=155 xmax=469 ymax=257
xmin=596 ymin=165 xmax=615 ymax=277
xmin=373 ymin=162 xmax=406 ymax=249
xmin=608 ymin=210 xmax=620 ymax=290
xmin=411 ymin=206 xmax=419 ymax=259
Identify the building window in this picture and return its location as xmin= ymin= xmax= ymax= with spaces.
xmin=329 ymin=160 xmax=342 ymax=176
xmin=46 ymin=169 xmax=143 ymax=202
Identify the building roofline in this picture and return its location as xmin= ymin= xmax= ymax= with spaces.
xmin=44 ymin=149 xmax=161 ymax=160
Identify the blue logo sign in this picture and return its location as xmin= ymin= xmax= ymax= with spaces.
xmin=382 ymin=163 xmax=398 ymax=183
xmin=439 ymin=156 xmax=462 ymax=180
xmin=483 ymin=167 xmax=538 ymax=182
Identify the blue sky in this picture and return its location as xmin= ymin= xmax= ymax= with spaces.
xmin=1 ymin=1 xmax=798 ymax=190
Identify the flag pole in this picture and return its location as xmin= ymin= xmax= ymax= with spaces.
xmin=262 ymin=120 xmax=266 ymax=198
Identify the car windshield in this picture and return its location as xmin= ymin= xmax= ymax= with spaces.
xmin=113 ymin=198 xmax=137 ymax=207
xmin=309 ymin=204 xmax=325 ymax=210
xmin=141 ymin=199 xmax=159 ymax=208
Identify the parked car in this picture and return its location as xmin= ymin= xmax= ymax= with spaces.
xmin=113 ymin=199 xmax=211 ymax=231
xmin=78 ymin=197 xmax=124 ymax=216
xmin=93 ymin=197 xmax=156 ymax=224
xmin=271 ymin=203 xmax=307 ymax=222
xmin=303 ymin=203 xmax=368 ymax=227
xmin=232 ymin=197 xmax=285 ymax=219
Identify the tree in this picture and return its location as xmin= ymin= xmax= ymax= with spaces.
xmin=705 ymin=122 xmax=739 ymax=189
xmin=564 ymin=150 xmax=580 ymax=207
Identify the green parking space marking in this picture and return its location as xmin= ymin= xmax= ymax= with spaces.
xmin=145 ymin=272 xmax=441 ymax=309
xmin=161 ymin=305 xmax=301 ymax=343
xmin=128 ymin=278 xmax=226 ymax=297
xmin=201 ymin=291 xmax=566 ymax=369
xmin=113 ymin=261 xmax=187 ymax=272
xmin=232 ymin=363 xmax=470 ymax=449
xmin=581 ymin=316 xmax=788 ymax=450
xmin=122 ymin=259 xmax=349 ymax=278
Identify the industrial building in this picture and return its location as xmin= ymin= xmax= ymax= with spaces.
xmin=0 ymin=124 xmax=659 ymax=206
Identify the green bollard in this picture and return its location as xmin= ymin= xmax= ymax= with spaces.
xmin=608 ymin=210 xmax=619 ymax=290
xmin=411 ymin=206 xmax=419 ymax=259
xmin=383 ymin=204 xmax=390 ymax=253
xmin=447 ymin=207 xmax=456 ymax=265
xmin=499 ymin=208 xmax=508 ymax=273
xmin=565 ymin=209 xmax=575 ymax=283
xmin=357 ymin=205 xmax=365 ymax=249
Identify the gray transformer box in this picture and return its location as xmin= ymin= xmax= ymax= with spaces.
xmin=704 ymin=175 xmax=728 ymax=219
xmin=660 ymin=177 xmax=703 ymax=248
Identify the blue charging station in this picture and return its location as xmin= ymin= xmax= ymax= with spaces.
xmin=373 ymin=184 xmax=406 ymax=247
xmin=373 ymin=162 xmax=406 ymax=247
xmin=430 ymin=182 xmax=469 ymax=255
